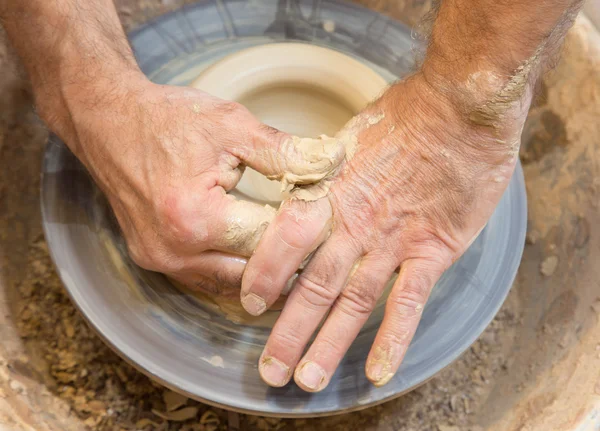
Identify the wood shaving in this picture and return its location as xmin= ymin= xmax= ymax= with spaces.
xmin=200 ymin=410 xmax=221 ymax=426
xmin=163 ymin=390 xmax=189 ymax=412
xmin=152 ymin=406 xmax=199 ymax=421
xmin=135 ymin=418 xmax=162 ymax=428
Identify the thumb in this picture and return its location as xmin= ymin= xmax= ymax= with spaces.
xmin=235 ymin=124 xmax=347 ymax=190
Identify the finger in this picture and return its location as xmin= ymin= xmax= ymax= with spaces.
xmin=257 ymin=235 xmax=360 ymax=387
xmin=231 ymin=124 xmax=347 ymax=190
xmin=240 ymin=197 xmax=332 ymax=316
xmin=294 ymin=256 xmax=396 ymax=392
xmin=218 ymin=161 xmax=245 ymax=192
xmin=208 ymin=189 xmax=277 ymax=257
xmin=167 ymin=251 xmax=248 ymax=299
xmin=365 ymin=258 xmax=447 ymax=387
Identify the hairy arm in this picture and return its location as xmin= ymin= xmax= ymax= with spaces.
xmin=0 ymin=0 xmax=344 ymax=297
xmin=0 ymin=0 xmax=143 ymax=158
xmin=422 ymin=0 xmax=584 ymax=128
xmin=241 ymin=0 xmax=586 ymax=391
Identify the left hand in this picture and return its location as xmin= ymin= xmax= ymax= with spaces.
xmin=240 ymin=72 xmax=531 ymax=390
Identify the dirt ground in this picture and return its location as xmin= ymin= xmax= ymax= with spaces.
xmin=1 ymin=1 xmax=599 ymax=430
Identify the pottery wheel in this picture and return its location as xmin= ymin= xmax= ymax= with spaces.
xmin=40 ymin=0 xmax=527 ymax=417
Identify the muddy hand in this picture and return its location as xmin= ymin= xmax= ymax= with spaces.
xmin=0 ymin=0 xmax=347 ymax=297
xmin=46 ymin=78 xmax=345 ymax=297
xmin=242 ymin=70 xmax=534 ymax=390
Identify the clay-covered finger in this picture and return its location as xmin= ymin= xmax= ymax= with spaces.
xmin=240 ymin=197 xmax=332 ymax=316
xmin=208 ymin=188 xmax=277 ymax=257
xmin=232 ymin=126 xmax=347 ymax=192
xmin=365 ymin=258 xmax=446 ymax=387
xmin=257 ymin=235 xmax=359 ymax=387
xmin=294 ymin=256 xmax=396 ymax=392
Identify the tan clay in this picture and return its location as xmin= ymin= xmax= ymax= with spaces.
xmin=217 ymin=198 xmax=277 ymax=257
xmin=187 ymin=43 xmax=388 ymax=320
xmin=191 ymin=43 xmax=388 ymax=205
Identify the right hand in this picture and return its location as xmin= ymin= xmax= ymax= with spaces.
xmin=46 ymin=76 xmax=345 ymax=297
xmin=241 ymin=73 xmax=529 ymax=389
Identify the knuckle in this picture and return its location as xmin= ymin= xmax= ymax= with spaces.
xmin=128 ymin=241 xmax=183 ymax=273
xmin=128 ymin=243 xmax=158 ymax=270
xmin=258 ymin=123 xmax=282 ymax=139
xmin=127 ymin=244 xmax=155 ymax=270
xmin=295 ymin=274 xmax=338 ymax=309
xmin=388 ymin=294 xmax=424 ymax=319
xmin=213 ymin=267 xmax=243 ymax=289
xmin=400 ymin=271 xmax=432 ymax=302
xmin=407 ymin=233 xmax=456 ymax=266
xmin=156 ymin=256 xmax=185 ymax=273
xmin=191 ymin=276 xmax=222 ymax=295
xmin=157 ymin=192 xmax=201 ymax=245
xmin=337 ymin=282 xmax=379 ymax=316
xmin=216 ymin=100 xmax=248 ymax=120
xmin=315 ymin=333 xmax=346 ymax=355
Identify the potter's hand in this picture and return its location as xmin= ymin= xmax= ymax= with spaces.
xmin=50 ymin=78 xmax=345 ymax=295
xmin=241 ymin=0 xmax=582 ymax=392
xmin=0 ymin=0 xmax=345 ymax=296
xmin=243 ymin=72 xmax=530 ymax=390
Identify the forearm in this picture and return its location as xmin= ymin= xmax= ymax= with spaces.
xmin=0 ymin=0 xmax=144 ymax=147
xmin=421 ymin=0 xmax=584 ymax=125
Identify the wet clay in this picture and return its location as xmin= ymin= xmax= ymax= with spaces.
xmin=235 ymin=83 xmax=357 ymax=202
xmin=285 ymin=113 xmax=384 ymax=202
xmin=367 ymin=344 xmax=404 ymax=387
xmin=239 ymin=84 xmax=354 ymax=137
xmin=191 ymin=43 xmax=388 ymax=206
xmin=184 ymin=43 xmax=389 ymax=321
xmin=218 ymin=198 xmax=277 ymax=257
xmin=195 ymin=109 xmax=385 ymax=320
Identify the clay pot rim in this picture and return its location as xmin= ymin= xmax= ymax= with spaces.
xmin=191 ymin=42 xmax=389 ymax=112
xmin=190 ymin=42 xmax=389 ymax=204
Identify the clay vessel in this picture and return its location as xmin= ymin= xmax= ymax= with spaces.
xmin=191 ymin=43 xmax=388 ymax=204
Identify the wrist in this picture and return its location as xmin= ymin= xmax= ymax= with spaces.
xmin=35 ymin=61 xmax=147 ymax=153
xmin=380 ymin=73 xmax=527 ymax=165
xmin=47 ymin=70 xmax=152 ymax=195
xmin=420 ymin=51 xmax=536 ymax=133
xmin=418 ymin=0 xmax=584 ymax=129
xmin=378 ymin=74 xmax=473 ymax=147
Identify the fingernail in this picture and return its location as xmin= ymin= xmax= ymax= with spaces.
xmin=259 ymin=356 xmax=290 ymax=387
xmin=368 ymin=362 xmax=384 ymax=381
xmin=241 ymin=292 xmax=267 ymax=316
xmin=372 ymin=371 xmax=395 ymax=387
xmin=367 ymin=345 xmax=398 ymax=387
xmin=367 ymin=362 xmax=394 ymax=387
xmin=296 ymin=361 xmax=326 ymax=391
